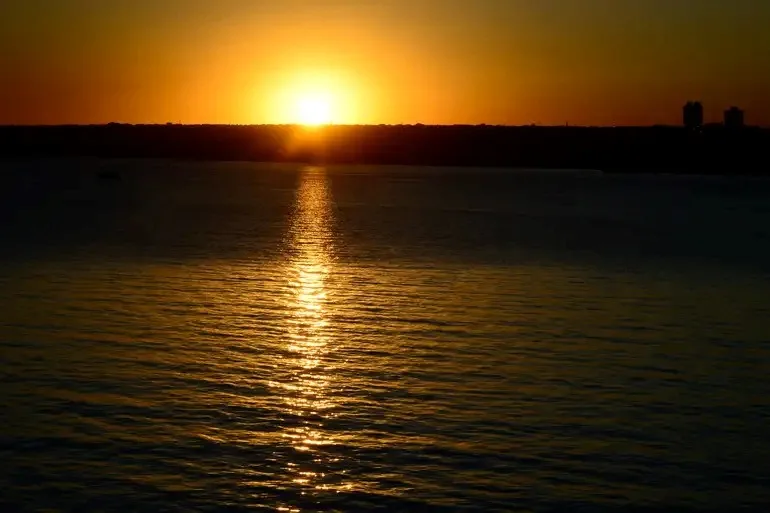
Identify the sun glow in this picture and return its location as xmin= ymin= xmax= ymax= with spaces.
xmin=261 ymin=69 xmax=362 ymax=125
xmin=294 ymin=94 xmax=333 ymax=126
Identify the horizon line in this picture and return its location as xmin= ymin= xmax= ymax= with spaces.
xmin=2 ymin=122 xmax=767 ymax=129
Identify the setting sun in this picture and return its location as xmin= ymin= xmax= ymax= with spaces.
xmin=261 ymin=69 xmax=362 ymax=125
xmin=295 ymin=94 xmax=333 ymax=126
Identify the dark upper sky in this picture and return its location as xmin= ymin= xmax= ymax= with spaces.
xmin=2 ymin=0 xmax=769 ymax=126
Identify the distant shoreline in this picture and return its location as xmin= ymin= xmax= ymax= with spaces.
xmin=2 ymin=124 xmax=768 ymax=176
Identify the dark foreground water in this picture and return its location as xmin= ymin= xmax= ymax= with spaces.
xmin=1 ymin=160 xmax=769 ymax=512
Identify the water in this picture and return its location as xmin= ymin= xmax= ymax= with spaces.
xmin=1 ymin=160 xmax=769 ymax=512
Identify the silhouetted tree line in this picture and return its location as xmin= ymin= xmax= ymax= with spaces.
xmin=0 ymin=124 xmax=767 ymax=175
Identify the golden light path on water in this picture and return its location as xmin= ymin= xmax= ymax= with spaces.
xmin=276 ymin=166 xmax=347 ymax=510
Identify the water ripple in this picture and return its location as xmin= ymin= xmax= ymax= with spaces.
xmin=1 ymin=161 xmax=770 ymax=511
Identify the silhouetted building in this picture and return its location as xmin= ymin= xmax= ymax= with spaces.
xmin=724 ymin=106 xmax=745 ymax=128
xmin=683 ymin=101 xmax=703 ymax=129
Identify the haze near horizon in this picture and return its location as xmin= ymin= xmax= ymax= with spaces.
xmin=2 ymin=0 xmax=769 ymax=126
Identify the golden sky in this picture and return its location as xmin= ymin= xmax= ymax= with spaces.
xmin=2 ymin=0 xmax=769 ymax=126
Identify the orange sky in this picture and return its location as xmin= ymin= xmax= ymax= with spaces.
xmin=2 ymin=0 xmax=769 ymax=126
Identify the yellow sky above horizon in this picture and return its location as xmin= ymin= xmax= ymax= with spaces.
xmin=2 ymin=0 xmax=769 ymax=126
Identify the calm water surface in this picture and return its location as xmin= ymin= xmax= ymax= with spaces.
xmin=1 ymin=160 xmax=769 ymax=512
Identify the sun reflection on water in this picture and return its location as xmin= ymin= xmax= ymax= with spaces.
xmin=278 ymin=166 xmax=344 ymax=502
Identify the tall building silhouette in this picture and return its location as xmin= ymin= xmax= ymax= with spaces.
xmin=724 ymin=106 xmax=745 ymax=128
xmin=683 ymin=101 xmax=703 ymax=129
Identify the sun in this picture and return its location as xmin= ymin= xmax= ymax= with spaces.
xmin=261 ymin=69 xmax=358 ymax=125
xmin=294 ymin=94 xmax=333 ymax=126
